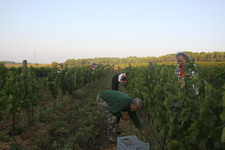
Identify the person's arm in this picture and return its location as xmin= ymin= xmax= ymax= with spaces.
xmin=128 ymin=111 xmax=142 ymax=129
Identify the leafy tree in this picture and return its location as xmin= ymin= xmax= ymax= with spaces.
xmin=51 ymin=62 xmax=58 ymax=68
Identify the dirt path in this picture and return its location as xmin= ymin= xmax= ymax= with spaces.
xmin=85 ymin=71 xmax=139 ymax=150
xmin=91 ymin=72 xmax=140 ymax=150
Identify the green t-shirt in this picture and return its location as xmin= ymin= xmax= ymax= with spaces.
xmin=99 ymin=90 xmax=141 ymax=129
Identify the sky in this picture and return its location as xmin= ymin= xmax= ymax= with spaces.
xmin=1 ymin=0 xmax=225 ymax=64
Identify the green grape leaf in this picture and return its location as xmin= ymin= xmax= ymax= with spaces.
xmin=219 ymin=110 xmax=225 ymax=121
xmin=180 ymin=80 xmax=186 ymax=88
xmin=221 ymin=127 xmax=225 ymax=143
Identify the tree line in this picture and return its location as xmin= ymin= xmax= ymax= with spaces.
xmin=64 ymin=51 xmax=225 ymax=66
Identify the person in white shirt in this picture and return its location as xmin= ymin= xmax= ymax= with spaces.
xmin=111 ymin=73 xmax=128 ymax=91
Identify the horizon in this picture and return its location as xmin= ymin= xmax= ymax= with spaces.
xmin=2 ymin=53 xmax=166 ymax=64
xmin=1 ymin=0 xmax=225 ymax=64
xmin=2 ymin=50 xmax=224 ymax=64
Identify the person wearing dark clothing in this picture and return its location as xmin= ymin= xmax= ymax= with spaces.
xmin=112 ymin=73 xmax=128 ymax=91
xmin=96 ymin=90 xmax=142 ymax=142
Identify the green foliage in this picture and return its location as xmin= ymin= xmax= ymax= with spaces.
xmin=47 ymin=69 xmax=59 ymax=104
xmin=221 ymin=128 xmax=225 ymax=143
xmin=38 ymin=107 xmax=56 ymax=123
xmin=220 ymin=84 xmax=225 ymax=144
xmin=0 ymin=63 xmax=7 ymax=90
xmin=48 ymin=101 xmax=104 ymax=150
xmin=58 ymin=70 xmax=68 ymax=100
xmin=125 ymin=63 xmax=225 ymax=150
xmin=0 ymin=64 xmax=112 ymax=150
xmin=73 ymin=88 xmax=84 ymax=99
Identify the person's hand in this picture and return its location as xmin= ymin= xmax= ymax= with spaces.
xmin=121 ymin=114 xmax=129 ymax=120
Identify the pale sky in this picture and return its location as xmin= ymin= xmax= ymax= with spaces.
xmin=1 ymin=0 xmax=225 ymax=64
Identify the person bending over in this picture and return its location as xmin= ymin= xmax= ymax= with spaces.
xmin=96 ymin=90 xmax=142 ymax=142
xmin=111 ymin=73 xmax=128 ymax=91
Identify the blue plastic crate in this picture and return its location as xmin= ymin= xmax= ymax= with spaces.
xmin=117 ymin=136 xmax=150 ymax=150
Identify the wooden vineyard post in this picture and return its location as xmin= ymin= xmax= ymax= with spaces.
xmin=23 ymin=60 xmax=27 ymax=72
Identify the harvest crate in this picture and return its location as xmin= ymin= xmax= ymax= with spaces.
xmin=117 ymin=136 xmax=150 ymax=150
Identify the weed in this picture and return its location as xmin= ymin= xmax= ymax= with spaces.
xmin=10 ymin=142 xmax=22 ymax=150
xmin=74 ymin=88 xmax=84 ymax=99
xmin=38 ymin=107 xmax=55 ymax=123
